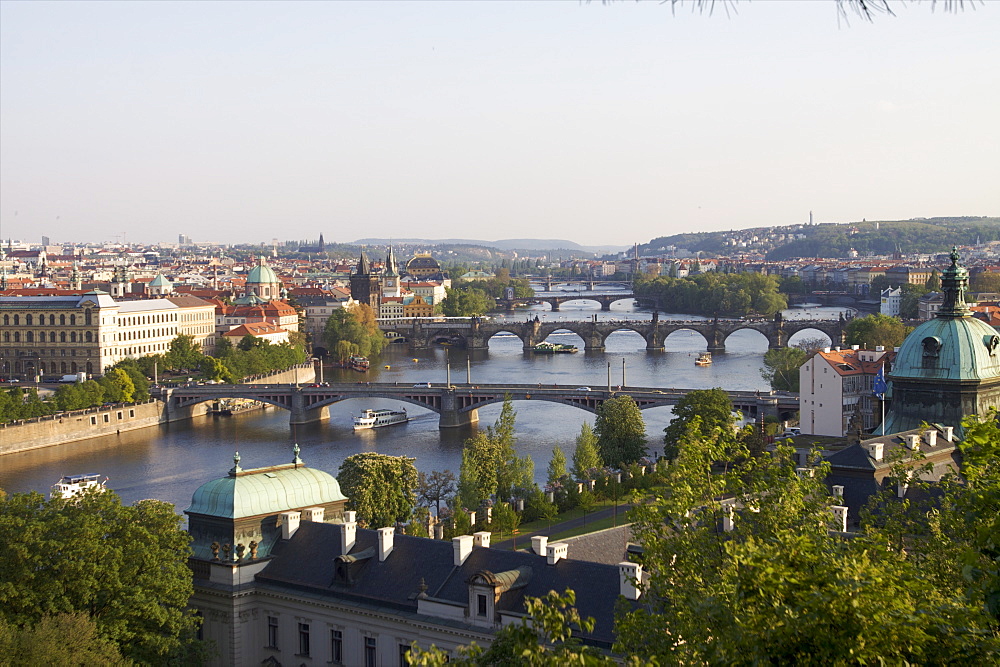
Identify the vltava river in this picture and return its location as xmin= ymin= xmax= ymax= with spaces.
xmin=0 ymin=295 xmax=849 ymax=512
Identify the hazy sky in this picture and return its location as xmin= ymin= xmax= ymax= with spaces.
xmin=1 ymin=1 xmax=998 ymax=247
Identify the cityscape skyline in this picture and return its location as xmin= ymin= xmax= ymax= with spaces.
xmin=1 ymin=2 xmax=998 ymax=246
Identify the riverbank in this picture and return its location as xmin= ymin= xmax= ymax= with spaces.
xmin=0 ymin=365 xmax=315 ymax=455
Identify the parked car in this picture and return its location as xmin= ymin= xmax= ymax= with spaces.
xmin=780 ymin=427 xmax=801 ymax=438
xmin=576 ymin=386 xmax=592 ymax=392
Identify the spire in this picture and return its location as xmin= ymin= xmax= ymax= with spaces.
xmin=937 ymin=247 xmax=972 ymax=319
xmin=318 ymin=233 xmax=325 ymax=252
xmin=385 ymin=246 xmax=398 ymax=277
xmin=356 ymin=249 xmax=371 ymax=276
xmin=229 ymin=451 xmax=243 ymax=475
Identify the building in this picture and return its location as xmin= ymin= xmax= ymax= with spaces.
xmin=382 ymin=246 xmax=402 ymax=298
xmin=880 ymin=287 xmax=901 ymax=317
xmin=799 ymin=346 xmax=893 ymax=437
xmin=188 ymin=451 xmax=640 ymax=667
xmin=404 ymin=253 xmax=442 ymax=279
xmin=241 ymin=256 xmax=283 ymax=303
xmin=880 ymin=248 xmax=1000 ymax=436
xmin=0 ymin=291 xmax=216 ymax=378
xmin=221 ymin=322 xmax=290 ymax=346
xmin=349 ymin=251 xmax=382 ymax=314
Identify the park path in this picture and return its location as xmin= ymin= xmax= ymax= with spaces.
xmin=492 ymin=502 xmax=635 ymax=551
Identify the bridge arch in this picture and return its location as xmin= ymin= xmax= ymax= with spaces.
xmin=718 ymin=326 xmax=773 ymax=352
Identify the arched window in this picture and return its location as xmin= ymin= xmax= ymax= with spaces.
xmin=49 ymin=315 xmax=55 ymax=325
xmin=26 ymin=314 xmax=33 ymax=326
xmin=14 ymin=332 xmax=20 ymax=342
xmin=60 ymin=332 xmax=66 ymax=343
xmin=13 ymin=315 xmax=19 ymax=326
xmin=86 ymin=361 xmax=93 ymax=374
xmin=2 ymin=332 xmax=8 ymax=342
xmin=26 ymin=331 xmax=33 ymax=342
xmin=70 ymin=314 xmax=76 ymax=325
xmin=60 ymin=314 xmax=66 ymax=326
xmin=71 ymin=362 xmax=78 ymax=373
xmin=2 ymin=314 xmax=8 ymax=326
xmin=85 ymin=309 xmax=92 ymax=326
xmin=61 ymin=362 xmax=67 ymax=373
xmin=50 ymin=332 xmax=57 ymax=342
xmin=70 ymin=332 xmax=77 ymax=343
xmin=85 ymin=331 xmax=93 ymax=343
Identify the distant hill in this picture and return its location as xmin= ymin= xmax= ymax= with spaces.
xmin=353 ymin=238 xmax=628 ymax=256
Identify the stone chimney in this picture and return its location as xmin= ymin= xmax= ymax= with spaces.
xmin=905 ymin=434 xmax=920 ymax=451
xmin=531 ymin=535 xmax=548 ymax=556
xmin=618 ymin=561 xmax=643 ymax=600
xmin=341 ymin=511 xmax=357 ymax=553
xmin=472 ymin=531 xmax=491 ymax=549
xmin=943 ymin=426 xmax=954 ymax=442
xmin=301 ymin=506 xmax=324 ymax=522
xmin=546 ymin=542 xmax=568 ymax=565
xmin=280 ymin=511 xmax=301 ymax=540
xmin=831 ymin=506 xmax=848 ymax=532
xmin=864 ymin=442 xmax=884 ymax=461
xmin=453 ymin=535 xmax=474 ymax=566
xmin=832 ymin=485 xmax=844 ymax=498
xmin=925 ymin=430 xmax=937 ymax=448
xmin=377 ymin=527 xmax=394 ymax=562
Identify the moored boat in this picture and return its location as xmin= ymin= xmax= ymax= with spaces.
xmin=349 ymin=355 xmax=370 ymax=372
xmin=695 ymin=352 xmax=712 ymax=366
xmin=50 ymin=473 xmax=108 ymax=500
xmin=533 ymin=341 xmax=578 ymax=354
xmin=353 ymin=408 xmax=409 ymax=430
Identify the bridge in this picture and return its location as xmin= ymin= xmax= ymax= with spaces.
xmin=156 ymin=382 xmax=799 ymax=428
xmin=378 ymin=315 xmax=845 ymax=352
xmin=530 ymin=278 xmax=633 ymax=292
xmin=499 ymin=291 xmax=635 ymax=312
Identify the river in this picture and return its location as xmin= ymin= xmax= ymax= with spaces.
xmin=0 ymin=293 xmax=849 ymax=513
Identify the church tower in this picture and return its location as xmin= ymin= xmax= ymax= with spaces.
xmin=382 ymin=246 xmax=401 ymax=299
xmin=350 ymin=250 xmax=382 ymax=314
xmin=110 ymin=264 xmax=128 ymax=298
xmin=71 ymin=262 xmax=83 ymax=290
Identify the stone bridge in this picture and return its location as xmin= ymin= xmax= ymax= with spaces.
xmin=156 ymin=382 xmax=799 ymax=428
xmin=379 ymin=316 xmax=845 ymax=352
xmin=499 ymin=291 xmax=635 ymax=312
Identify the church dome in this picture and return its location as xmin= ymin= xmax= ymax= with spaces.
xmin=187 ymin=452 xmax=347 ymax=519
xmin=247 ymin=257 xmax=279 ymax=285
xmin=891 ymin=315 xmax=1000 ymax=383
xmin=405 ymin=253 xmax=441 ymax=276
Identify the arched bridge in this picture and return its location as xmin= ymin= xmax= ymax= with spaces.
xmin=379 ymin=316 xmax=845 ymax=352
xmin=499 ymin=291 xmax=635 ymax=312
xmin=157 ymin=382 xmax=799 ymax=428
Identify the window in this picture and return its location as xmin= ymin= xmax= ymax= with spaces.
xmin=399 ymin=643 xmax=412 ymax=667
xmin=60 ymin=314 xmax=65 ymax=326
xmin=330 ymin=629 xmax=343 ymax=664
xmin=103 ymin=414 xmax=110 ymax=423
xmin=49 ymin=315 xmax=55 ymax=325
xmin=267 ymin=616 xmax=279 ymax=649
xmin=26 ymin=314 xmax=33 ymax=325
xmin=365 ymin=636 xmax=377 ymax=667
xmin=90 ymin=416 xmax=97 ymax=425
xmin=477 ymin=594 xmax=488 ymax=617
xmin=13 ymin=315 xmax=19 ymax=325
xmin=297 ymin=623 xmax=310 ymax=656
xmin=129 ymin=409 xmax=135 ymax=417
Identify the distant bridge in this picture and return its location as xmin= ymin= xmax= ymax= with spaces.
xmin=157 ymin=382 xmax=798 ymax=428
xmin=499 ymin=291 xmax=635 ymax=312
xmin=530 ymin=278 xmax=633 ymax=291
xmin=378 ymin=316 xmax=845 ymax=352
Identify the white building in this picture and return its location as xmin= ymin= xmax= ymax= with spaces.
xmin=880 ymin=287 xmax=902 ymax=317
xmin=799 ymin=346 xmax=893 ymax=437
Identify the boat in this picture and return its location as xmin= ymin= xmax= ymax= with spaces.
xmin=348 ymin=355 xmax=370 ymax=372
xmin=533 ymin=341 xmax=578 ymax=354
xmin=353 ymin=408 xmax=409 ymax=430
xmin=695 ymin=352 xmax=712 ymax=366
xmin=50 ymin=473 xmax=108 ymax=500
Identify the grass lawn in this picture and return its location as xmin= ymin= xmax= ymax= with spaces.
xmin=547 ymin=514 xmax=620 ymax=541
xmin=515 ymin=498 xmax=623 ymax=534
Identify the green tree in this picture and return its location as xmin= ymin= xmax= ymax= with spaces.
xmin=98 ymin=368 xmax=135 ymax=403
xmin=546 ymin=447 xmax=567 ymax=487
xmin=323 ymin=305 xmax=384 ymax=358
xmin=0 ymin=613 xmax=131 ymax=666
xmin=760 ymin=346 xmax=808 ymax=392
xmin=972 ymin=270 xmax=1000 ymax=294
xmin=594 ymin=396 xmax=647 ymax=469
xmin=844 ymin=313 xmax=913 ymax=348
xmin=926 ymin=269 xmax=942 ymax=291
xmin=662 ymin=387 xmax=735 ymax=460
xmin=441 ymin=286 xmax=494 ymax=317
xmin=416 ymin=470 xmax=456 ymax=517
xmin=0 ymin=492 xmax=202 ymax=664
xmin=571 ymin=422 xmax=603 ymax=480
xmin=337 ymin=453 xmax=418 ymax=528
xmin=456 ymin=397 xmax=533 ymax=508
xmin=164 ymin=334 xmax=203 ymax=371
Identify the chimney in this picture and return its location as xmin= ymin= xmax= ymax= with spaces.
xmin=851 ymin=345 xmax=860 ymax=350
xmin=341 ymin=512 xmax=357 ymax=553
xmin=942 ymin=426 xmax=954 ymax=442
xmin=618 ymin=561 xmax=643 ymax=600
xmin=453 ymin=535 xmax=474 ymax=566
xmin=280 ymin=511 xmax=301 ymax=540
xmin=721 ymin=502 xmax=735 ymax=532
xmin=832 ymin=485 xmax=844 ymax=498
xmin=472 ymin=531 xmax=491 ymax=549
xmin=377 ymin=527 xmax=394 ymax=562
xmin=531 ymin=535 xmax=548 ymax=556
xmin=546 ymin=542 xmax=568 ymax=565
xmin=797 ymin=448 xmax=808 ymax=466
xmin=925 ymin=430 xmax=937 ymax=448
xmin=823 ymin=347 xmax=831 ymax=354
xmin=831 ymin=506 xmax=848 ymax=532
xmin=875 ymin=345 xmax=885 ymax=352
xmin=906 ymin=434 xmax=920 ymax=451
xmin=301 ymin=506 xmax=324 ymax=522
xmin=864 ymin=442 xmax=884 ymax=461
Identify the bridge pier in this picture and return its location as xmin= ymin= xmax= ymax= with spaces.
xmin=289 ymin=390 xmax=330 ymax=426
xmin=439 ymin=390 xmax=479 ymax=428
xmin=600 ymin=302 xmax=612 ymax=311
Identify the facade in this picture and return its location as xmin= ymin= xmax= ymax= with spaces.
xmin=800 ymin=346 xmax=893 ymax=436
xmin=404 ymin=253 xmax=442 ymax=278
xmin=220 ymin=322 xmax=290 ymax=345
xmin=880 ymin=287 xmax=901 ymax=317
xmin=187 ymin=452 xmax=640 ymax=667
xmin=880 ymin=249 xmax=1000 ymax=436
xmin=402 ymin=295 xmax=434 ymax=318
xmin=0 ymin=291 xmax=215 ymax=378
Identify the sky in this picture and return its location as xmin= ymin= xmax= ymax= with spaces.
xmin=1 ymin=1 xmax=998 ymax=248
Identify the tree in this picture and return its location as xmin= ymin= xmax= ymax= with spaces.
xmin=571 ymin=422 xmax=603 ymax=480
xmin=337 ymin=453 xmax=418 ymax=528
xmin=457 ymin=397 xmax=534 ymax=509
xmin=416 ymin=470 xmax=457 ymax=517
xmin=441 ymin=286 xmax=494 ymax=317
xmin=844 ymin=313 xmax=912 ymax=348
xmin=662 ymin=388 xmax=735 ymax=460
xmin=164 ymin=334 xmax=203 ymax=371
xmin=760 ymin=346 xmax=808 ymax=392
xmin=972 ymin=270 xmax=1000 ymax=294
xmin=926 ymin=269 xmax=941 ymax=291
xmin=594 ymin=396 xmax=647 ymax=469
xmin=546 ymin=447 xmax=567 ymax=487
xmin=323 ymin=305 xmax=384 ymax=358
xmin=98 ymin=368 xmax=135 ymax=404
xmin=0 ymin=492 xmax=202 ymax=664
xmin=0 ymin=613 xmax=131 ymax=666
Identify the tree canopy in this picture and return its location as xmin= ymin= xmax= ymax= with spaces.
xmin=571 ymin=422 xmax=603 ymax=480
xmin=594 ymin=396 xmax=647 ymax=469
xmin=633 ymin=271 xmax=786 ymax=318
xmin=456 ymin=397 xmax=534 ymax=509
xmin=337 ymin=453 xmax=418 ymax=528
xmin=760 ymin=346 xmax=808 ymax=392
xmin=0 ymin=491 xmax=202 ymax=664
xmin=662 ymin=388 xmax=735 ymax=460
xmin=323 ymin=304 xmax=385 ymax=359
xmin=844 ymin=313 xmax=913 ymax=349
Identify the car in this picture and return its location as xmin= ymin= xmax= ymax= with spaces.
xmin=413 ymin=382 xmax=432 ymax=388
xmin=576 ymin=386 xmax=592 ymax=392
xmin=780 ymin=428 xmax=801 ymax=438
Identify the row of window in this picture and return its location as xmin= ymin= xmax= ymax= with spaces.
xmin=4 ymin=312 xmax=91 ymax=326
xmin=266 ymin=618 xmax=423 ymax=667
xmin=4 ymin=330 xmax=95 ymax=344
xmin=11 ymin=360 xmax=94 ymax=375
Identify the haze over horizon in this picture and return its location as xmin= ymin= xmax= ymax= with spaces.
xmin=1 ymin=1 xmax=998 ymax=247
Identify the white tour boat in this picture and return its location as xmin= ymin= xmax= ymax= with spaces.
xmin=50 ymin=473 xmax=108 ymax=500
xmin=353 ymin=408 xmax=409 ymax=430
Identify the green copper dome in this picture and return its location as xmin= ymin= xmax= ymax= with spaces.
xmin=247 ymin=256 xmax=279 ymax=285
xmin=187 ymin=454 xmax=347 ymax=519
xmin=891 ymin=316 xmax=1000 ymax=383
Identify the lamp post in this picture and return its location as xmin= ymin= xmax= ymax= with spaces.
xmin=607 ymin=361 xmax=611 ymax=392
xmin=622 ymin=357 xmax=626 ymax=388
